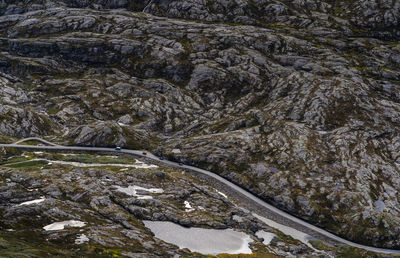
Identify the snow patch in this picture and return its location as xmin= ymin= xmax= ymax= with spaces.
xmin=217 ymin=191 xmax=228 ymax=198
xmin=75 ymin=234 xmax=89 ymax=244
xmin=97 ymin=155 xmax=118 ymax=158
xmin=184 ymin=201 xmax=195 ymax=212
xmin=114 ymin=185 xmax=164 ymax=200
xmin=232 ymin=215 xmax=243 ymax=222
xmin=18 ymin=197 xmax=45 ymax=206
xmin=256 ymin=230 xmax=276 ymax=245
xmin=43 ymin=220 xmax=86 ymax=231
xmin=133 ymin=159 xmax=158 ymax=169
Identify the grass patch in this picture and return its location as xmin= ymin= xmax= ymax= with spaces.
xmin=0 ymin=134 xmax=15 ymax=144
xmin=337 ymin=245 xmax=381 ymax=258
xmin=5 ymin=160 xmax=48 ymax=169
xmin=0 ymin=155 xmax=35 ymax=165
xmin=0 ymin=231 xmax=124 ymax=257
xmin=49 ymin=153 xmax=137 ymax=165
xmin=18 ymin=140 xmax=42 ymax=146
xmin=309 ymin=240 xmax=333 ymax=251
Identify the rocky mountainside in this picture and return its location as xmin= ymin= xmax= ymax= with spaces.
xmin=0 ymin=150 xmax=295 ymax=256
xmin=0 ymin=149 xmax=381 ymax=257
xmin=0 ymin=0 xmax=400 ymax=251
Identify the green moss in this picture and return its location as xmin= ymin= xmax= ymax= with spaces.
xmin=349 ymin=66 xmax=368 ymax=72
xmin=309 ymin=240 xmax=334 ymax=251
xmin=18 ymin=140 xmax=41 ymax=146
xmin=178 ymin=37 xmax=192 ymax=52
xmin=4 ymin=160 xmax=48 ymax=169
xmin=208 ymin=120 xmax=230 ymax=134
xmin=126 ymin=0 xmax=149 ymax=11
xmin=0 ymin=134 xmax=15 ymax=144
xmin=0 ymin=156 xmax=34 ymax=165
xmin=0 ymin=232 xmax=124 ymax=257
xmin=331 ymin=6 xmax=347 ymax=17
xmin=47 ymin=105 xmax=62 ymax=115
xmin=48 ymin=153 xmax=137 ymax=165
xmin=337 ymin=245 xmax=381 ymax=258
xmin=275 ymin=231 xmax=299 ymax=245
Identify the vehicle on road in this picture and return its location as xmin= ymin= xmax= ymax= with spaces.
xmin=159 ymin=157 xmax=164 ymax=160
xmin=178 ymin=162 xmax=183 ymax=166
xmin=115 ymin=147 xmax=121 ymax=151
xmin=142 ymin=151 xmax=147 ymax=155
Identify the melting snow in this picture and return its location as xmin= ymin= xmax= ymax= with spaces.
xmin=133 ymin=160 xmax=158 ymax=169
xmin=43 ymin=220 xmax=86 ymax=231
xmin=75 ymin=234 xmax=90 ymax=244
xmin=18 ymin=197 xmax=46 ymax=206
xmin=184 ymin=201 xmax=195 ymax=212
xmin=114 ymin=185 xmax=164 ymax=200
xmin=256 ymin=230 xmax=276 ymax=245
xmin=217 ymin=191 xmax=228 ymax=198
xmin=97 ymin=155 xmax=119 ymax=158
xmin=233 ymin=215 xmax=243 ymax=222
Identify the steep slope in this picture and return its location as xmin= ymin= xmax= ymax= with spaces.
xmin=145 ymin=0 xmax=400 ymax=38
xmin=0 ymin=0 xmax=400 ymax=249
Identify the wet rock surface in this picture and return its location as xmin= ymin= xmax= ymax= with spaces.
xmin=0 ymin=0 xmax=399 ymax=252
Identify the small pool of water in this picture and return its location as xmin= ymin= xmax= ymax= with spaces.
xmin=143 ymin=221 xmax=253 ymax=255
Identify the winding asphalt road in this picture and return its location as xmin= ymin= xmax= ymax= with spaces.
xmin=1 ymin=139 xmax=400 ymax=255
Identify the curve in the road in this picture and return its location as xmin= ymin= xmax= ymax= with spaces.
xmin=1 ymin=140 xmax=400 ymax=255
xmin=12 ymin=137 xmax=60 ymax=146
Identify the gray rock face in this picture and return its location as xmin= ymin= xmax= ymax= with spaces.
xmin=0 ymin=0 xmax=400 ymax=250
